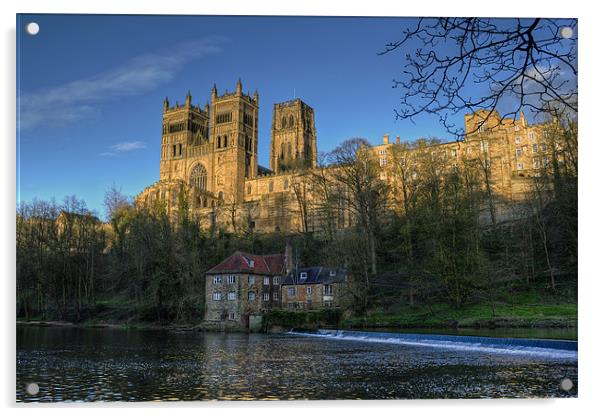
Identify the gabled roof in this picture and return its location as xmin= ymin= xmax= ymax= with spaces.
xmin=282 ymin=267 xmax=347 ymax=286
xmin=205 ymin=251 xmax=285 ymax=275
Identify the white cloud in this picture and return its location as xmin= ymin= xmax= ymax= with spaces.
xmin=99 ymin=141 xmax=147 ymax=157
xmin=19 ymin=37 xmax=224 ymax=131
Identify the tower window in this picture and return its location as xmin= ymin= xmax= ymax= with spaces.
xmin=189 ymin=164 xmax=208 ymax=191
xmin=217 ymin=136 xmax=221 ymax=148
xmin=223 ymin=135 xmax=228 ymax=147
xmin=172 ymin=145 xmax=176 ymax=157
xmin=178 ymin=143 xmax=182 ymax=156
xmin=281 ymin=116 xmax=287 ymax=129
xmin=269 ymin=181 xmax=274 ymax=192
xmin=289 ymin=115 xmax=294 ymax=127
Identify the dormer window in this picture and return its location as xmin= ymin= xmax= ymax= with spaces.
xmin=242 ymin=256 xmax=255 ymax=268
xmin=329 ymin=270 xmax=336 ymax=277
xmin=300 ymin=272 xmax=307 ymax=280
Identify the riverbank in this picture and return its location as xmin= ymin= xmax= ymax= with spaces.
xmin=341 ymin=301 xmax=577 ymax=330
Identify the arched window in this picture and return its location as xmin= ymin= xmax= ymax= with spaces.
xmin=281 ymin=116 xmax=287 ymax=129
xmin=223 ymin=135 xmax=228 ymax=147
xmin=218 ymin=191 xmax=224 ymax=202
xmin=217 ymin=136 xmax=221 ymax=148
xmin=189 ymin=164 xmax=208 ymax=191
xmin=269 ymin=181 xmax=274 ymax=192
xmin=284 ymin=179 xmax=289 ymax=190
xmin=247 ymin=184 xmax=252 ymax=194
xmin=289 ymin=115 xmax=294 ymax=127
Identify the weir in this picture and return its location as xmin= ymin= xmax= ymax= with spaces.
xmin=288 ymin=329 xmax=578 ymax=360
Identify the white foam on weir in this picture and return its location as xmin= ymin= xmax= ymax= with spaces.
xmin=287 ymin=330 xmax=578 ymax=361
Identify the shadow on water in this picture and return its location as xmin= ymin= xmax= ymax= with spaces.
xmin=16 ymin=326 xmax=577 ymax=402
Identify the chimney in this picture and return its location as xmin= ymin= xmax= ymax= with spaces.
xmin=395 ymin=136 xmax=400 ymax=144
xmin=383 ymin=134 xmax=389 ymax=145
xmin=285 ymin=239 xmax=294 ymax=275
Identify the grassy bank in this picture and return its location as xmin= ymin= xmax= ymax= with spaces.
xmin=342 ymin=301 xmax=577 ymax=329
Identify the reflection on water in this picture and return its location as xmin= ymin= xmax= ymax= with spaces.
xmin=16 ymin=326 xmax=577 ymax=401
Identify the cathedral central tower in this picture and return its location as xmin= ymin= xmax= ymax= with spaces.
xmin=270 ymin=99 xmax=317 ymax=173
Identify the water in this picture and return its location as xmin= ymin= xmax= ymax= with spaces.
xmin=16 ymin=326 xmax=577 ymax=401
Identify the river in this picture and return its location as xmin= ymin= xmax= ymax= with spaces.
xmin=16 ymin=325 xmax=577 ymax=401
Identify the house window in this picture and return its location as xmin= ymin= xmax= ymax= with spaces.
xmin=324 ymin=301 xmax=333 ymax=308
xmin=517 ymin=163 xmax=524 ymax=170
xmin=213 ymin=276 xmax=222 ymax=284
xmin=543 ymin=157 xmax=549 ymax=167
xmin=228 ymin=312 xmax=235 ymax=321
xmin=516 ymin=148 xmax=523 ymax=157
xmin=379 ymin=157 xmax=387 ymax=167
xmin=528 ymin=132 xmax=535 ymax=140
xmin=532 ymin=143 xmax=538 ymax=153
xmin=247 ymin=184 xmax=252 ymax=194
xmin=480 ymin=141 xmax=489 ymax=153
xmin=273 ymin=276 xmax=280 ymax=285
xmin=273 ymin=291 xmax=279 ymax=301
xmin=227 ymin=275 xmax=236 ymax=284
xmin=306 ymin=287 xmax=312 ymax=295
xmin=248 ymin=276 xmax=255 ymax=284
xmin=263 ymin=293 xmax=270 ymax=301
xmin=451 ymin=149 xmax=457 ymax=157
xmin=212 ymin=292 xmax=222 ymax=301
xmin=541 ymin=143 xmax=548 ymax=152
xmin=287 ymin=302 xmax=294 ymax=309
xmin=324 ymin=285 xmax=333 ymax=296
xmin=533 ymin=158 xmax=541 ymax=169
xmin=287 ymin=287 xmax=296 ymax=296
xmin=228 ymin=292 xmax=236 ymax=300
xmin=264 ymin=277 xmax=270 ymax=285
xmin=248 ymin=291 xmax=256 ymax=301
xmin=515 ymin=137 xmax=521 ymax=144
xmin=300 ymin=272 xmax=307 ymax=280
xmin=514 ymin=125 xmax=520 ymax=131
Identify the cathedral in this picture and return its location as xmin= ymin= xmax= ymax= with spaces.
xmin=137 ymin=80 xmax=554 ymax=233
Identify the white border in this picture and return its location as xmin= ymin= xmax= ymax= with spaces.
xmin=2 ymin=1 xmax=600 ymax=415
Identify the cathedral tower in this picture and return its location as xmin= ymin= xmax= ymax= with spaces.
xmin=160 ymin=91 xmax=210 ymax=181
xmin=210 ymin=79 xmax=259 ymax=204
xmin=270 ymin=99 xmax=317 ymax=173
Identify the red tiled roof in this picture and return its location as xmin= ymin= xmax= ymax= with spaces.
xmin=206 ymin=251 xmax=285 ymax=275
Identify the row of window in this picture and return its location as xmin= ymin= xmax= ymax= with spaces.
xmin=517 ymin=157 xmax=549 ymax=171
xmin=246 ymin=179 xmax=290 ymax=195
xmin=212 ymin=291 xmax=278 ymax=301
xmin=215 ymin=112 xmax=232 ymax=124
xmin=286 ymin=284 xmax=333 ymax=297
xmin=516 ymin=143 xmax=548 ymax=158
xmin=212 ymin=275 xmax=281 ymax=285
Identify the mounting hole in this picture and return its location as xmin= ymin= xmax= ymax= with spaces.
xmin=25 ymin=382 xmax=39 ymax=395
xmin=26 ymin=22 xmax=40 ymax=36
xmin=560 ymin=378 xmax=574 ymax=391
xmin=560 ymin=27 xmax=573 ymax=39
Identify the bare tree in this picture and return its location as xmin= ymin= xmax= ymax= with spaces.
xmin=381 ymin=18 xmax=577 ymax=136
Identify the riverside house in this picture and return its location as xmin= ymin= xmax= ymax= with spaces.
xmin=204 ymin=251 xmax=286 ymax=330
xmin=281 ymin=267 xmax=348 ymax=310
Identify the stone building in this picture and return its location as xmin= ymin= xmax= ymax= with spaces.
xmin=280 ymin=267 xmax=348 ymax=310
xmin=204 ymin=251 xmax=287 ymax=330
xmin=137 ymin=80 xmax=557 ymax=233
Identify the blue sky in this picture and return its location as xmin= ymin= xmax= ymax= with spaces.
xmin=16 ymin=14 xmax=502 ymax=215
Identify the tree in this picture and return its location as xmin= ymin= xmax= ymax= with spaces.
xmin=381 ymin=18 xmax=578 ymax=136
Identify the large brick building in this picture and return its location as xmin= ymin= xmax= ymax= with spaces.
xmin=137 ymin=80 xmax=555 ymax=232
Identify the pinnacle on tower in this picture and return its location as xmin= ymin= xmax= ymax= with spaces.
xmin=163 ymin=96 xmax=169 ymax=112
xmin=236 ymin=78 xmax=242 ymax=95
xmin=185 ymin=90 xmax=192 ymax=107
xmin=211 ymin=83 xmax=217 ymax=99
